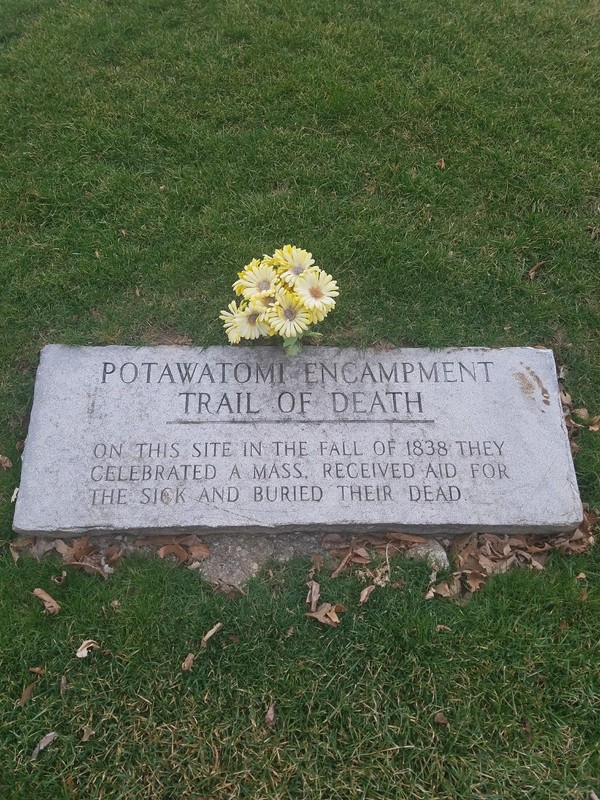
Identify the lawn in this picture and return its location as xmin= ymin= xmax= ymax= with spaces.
xmin=0 ymin=0 xmax=599 ymax=797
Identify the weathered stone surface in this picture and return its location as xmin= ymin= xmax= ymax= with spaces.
xmin=13 ymin=344 xmax=582 ymax=537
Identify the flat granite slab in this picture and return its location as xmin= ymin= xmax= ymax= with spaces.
xmin=13 ymin=344 xmax=582 ymax=537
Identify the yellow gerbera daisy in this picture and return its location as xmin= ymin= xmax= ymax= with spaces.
xmin=219 ymin=301 xmax=243 ymax=344
xmin=294 ymin=269 xmax=339 ymax=312
xmin=271 ymin=245 xmax=316 ymax=287
xmin=233 ymin=260 xmax=280 ymax=300
xmin=237 ymin=305 xmax=272 ymax=340
xmin=268 ymin=290 xmax=311 ymax=338
xmin=307 ymin=304 xmax=330 ymax=324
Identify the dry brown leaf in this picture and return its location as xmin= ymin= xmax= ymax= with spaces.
xmin=76 ymin=639 xmax=100 ymax=658
xmin=321 ymin=533 xmax=348 ymax=549
xmin=359 ymin=585 xmax=376 ymax=605
xmin=0 ymin=454 xmax=13 ymax=469
xmin=185 ymin=539 xmax=210 ymax=561
xmin=265 ymin=702 xmax=276 ymax=727
xmin=435 ymin=624 xmax=452 ymax=632
xmin=29 ymin=667 xmax=45 ymax=676
xmin=81 ymin=726 xmax=95 ymax=743
xmin=18 ymin=682 xmax=36 ymax=707
xmin=425 ymin=573 xmax=462 ymax=601
xmin=51 ymin=571 xmax=67 ymax=585
xmin=305 ymin=602 xmax=346 ymax=628
xmin=463 ymin=571 xmax=486 ymax=593
xmin=386 ymin=531 xmax=428 ymax=544
xmin=436 ymin=158 xmax=446 ymax=170
xmin=308 ymin=554 xmax=323 ymax=579
xmin=434 ymin=711 xmax=449 ymax=726
xmin=157 ymin=543 xmax=188 ymax=563
xmin=64 ymin=560 xmax=108 ymax=580
xmin=31 ymin=731 xmax=57 ymax=760
xmin=104 ymin=545 xmax=123 ymax=565
xmin=574 ymin=407 xmax=590 ymax=420
xmin=528 ymin=260 xmax=545 ymax=280
xmin=588 ymin=415 xmax=600 ymax=432
xmin=32 ymin=588 xmax=61 ymax=615
xmin=60 ymin=675 xmax=67 ymax=697
xmin=330 ymin=548 xmax=354 ymax=578
xmin=580 ymin=587 xmax=589 ymax=602
xmin=201 ymin=622 xmax=223 ymax=648
xmin=575 ymin=572 xmax=587 ymax=581
xmin=305 ymin=580 xmax=321 ymax=613
xmin=181 ymin=653 xmax=195 ymax=671
xmin=72 ymin=536 xmax=96 ymax=561
xmin=31 ymin=539 xmax=57 ymax=560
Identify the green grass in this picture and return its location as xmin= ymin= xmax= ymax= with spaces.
xmin=0 ymin=0 xmax=599 ymax=796
xmin=1 ymin=550 xmax=599 ymax=799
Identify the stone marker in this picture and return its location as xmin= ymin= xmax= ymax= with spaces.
xmin=13 ymin=344 xmax=582 ymax=537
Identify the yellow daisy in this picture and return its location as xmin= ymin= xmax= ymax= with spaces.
xmin=271 ymin=245 xmax=316 ymax=287
xmin=219 ymin=301 xmax=243 ymax=344
xmin=294 ymin=269 xmax=339 ymax=312
xmin=233 ymin=260 xmax=280 ymax=300
xmin=268 ymin=290 xmax=311 ymax=338
xmin=307 ymin=304 xmax=330 ymax=324
xmin=237 ymin=305 xmax=272 ymax=340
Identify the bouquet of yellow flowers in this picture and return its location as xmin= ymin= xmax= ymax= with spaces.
xmin=220 ymin=245 xmax=339 ymax=355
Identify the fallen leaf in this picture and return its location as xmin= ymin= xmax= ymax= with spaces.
xmin=425 ymin=574 xmax=462 ymax=601
xmin=181 ymin=653 xmax=195 ymax=671
xmin=81 ymin=726 xmax=95 ymax=742
xmin=589 ymin=415 xmax=600 ymax=432
xmin=18 ymin=682 xmax=36 ymax=707
xmin=53 ymin=540 xmax=74 ymax=560
xmin=11 ymin=487 xmax=19 ymax=503
xmin=580 ymin=587 xmax=589 ymax=601
xmin=307 ymin=554 xmax=323 ymax=579
xmin=51 ymin=571 xmax=67 ymax=585
xmin=32 ymin=588 xmax=61 ymax=615
xmin=104 ymin=545 xmax=123 ymax=565
xmin=265 ymin=702 xmax=276 ymax=727
xmin=72 ymin=536 xmax=97 ymax=561
xmin=359 ymin=585 xmax=376 ymax=605
xmin=0 ymin=454 xmax=13 ymax=469
xmin=305 ymin=602 xmax=346 ymax=628
xmin=528 ymin=260 xmax=545 ymax=280
xmin=185 ymin=539 xmax=210 ymax=561
xmin=305 ymin=580 xmax=320 ymax=613
xmin=436 ymin=157 xmax=446 ymax=170
xmin=110 ymin=599 xmax=121 ymax=609
xmin=64 ymin=561 xmax=108 ymax=580
xmin=157 ymin=543 xmax=188 ymax=563
xmin=435 ymin=624 xmax=452 ymax=632
xmin=575 ymin=572 xmax=587 ymax=581
xmin=60 ymin=675 xmax=67 ymax=697
xmin=31 ymin=539 xmax=56 ymax=560
xmin=28 ymin=667 xmax=45 ymax=675
xmin=434 ymin=711 xmax=449 ymax=726
xmin=574 ymin=407 xmax=589 ymax=420
xmin=76 ymin=640 xmax=100 ymax=658
xmin=321 ymin=533 xmax=348 ymax=549
xmin=31 ymin=731 xmax=57 ymax=760
xmin=201 ymin=622 xmax=223 ymax=648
